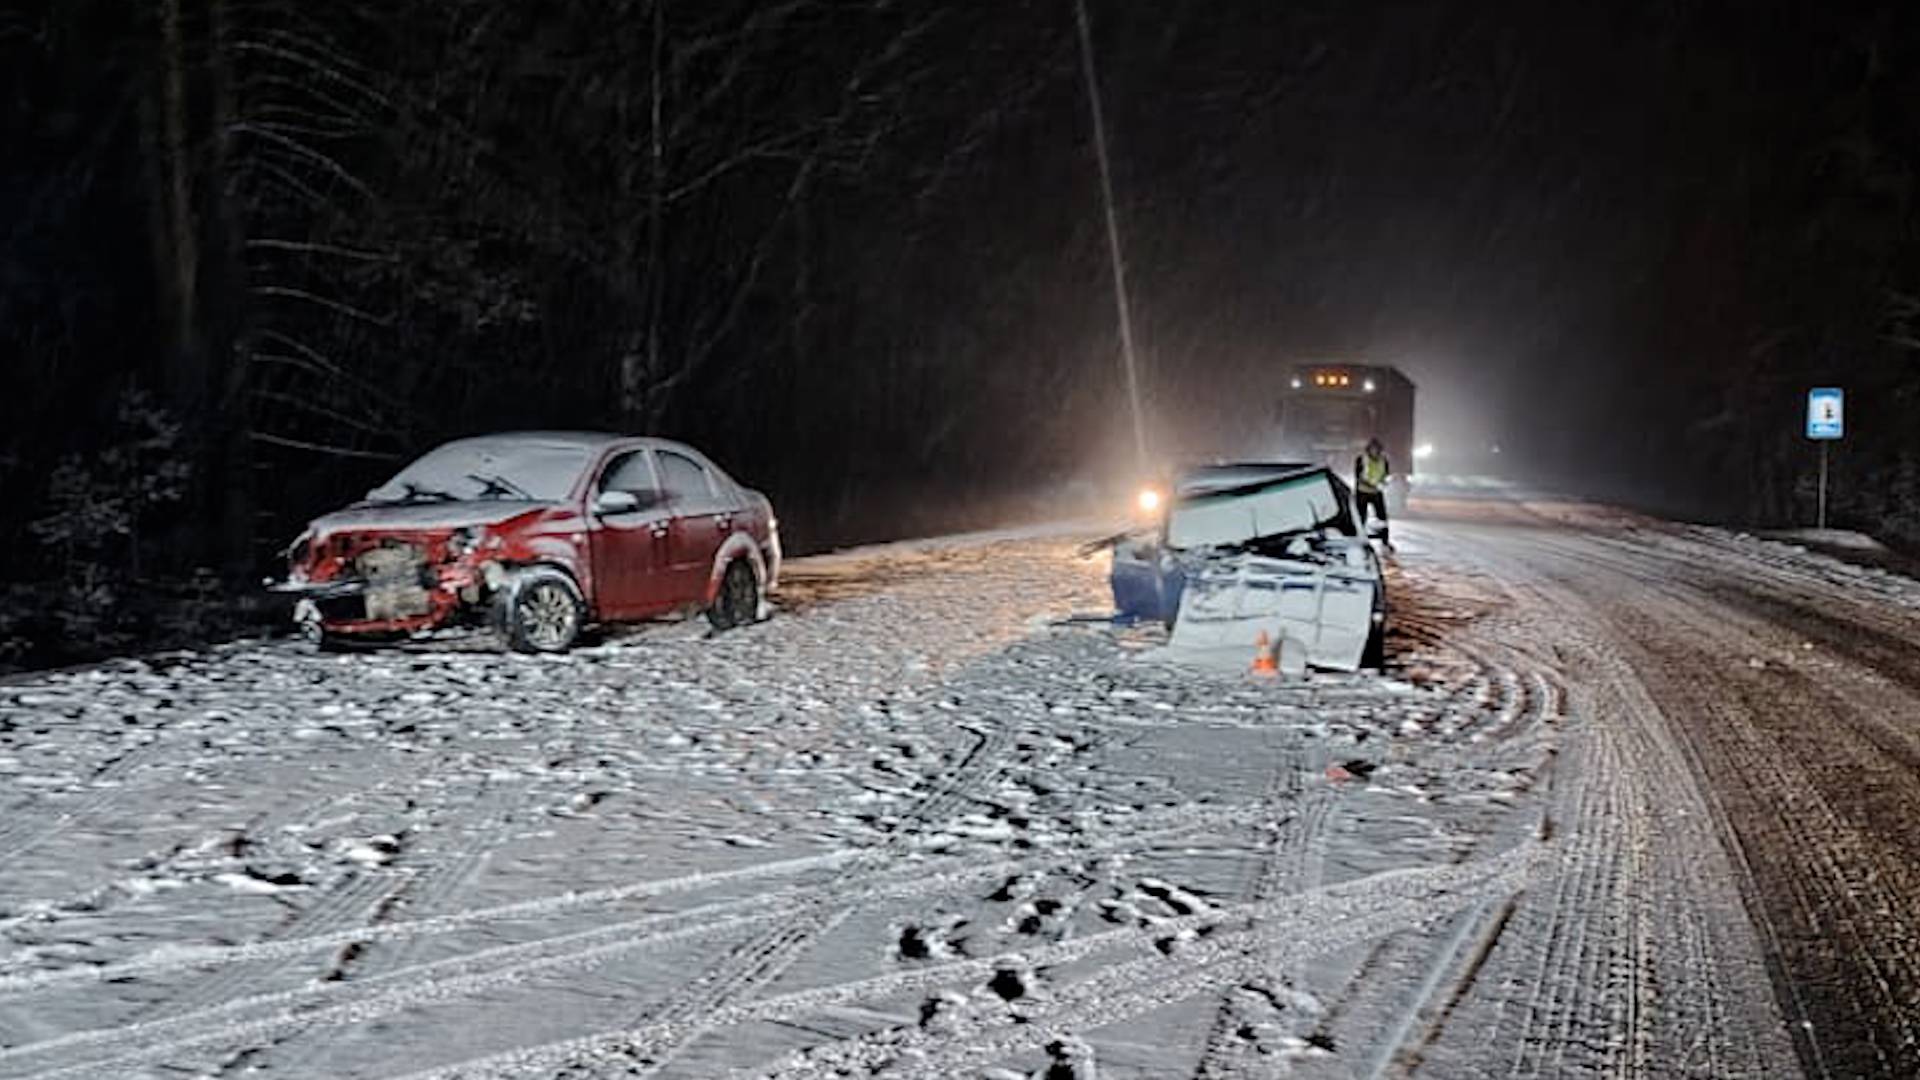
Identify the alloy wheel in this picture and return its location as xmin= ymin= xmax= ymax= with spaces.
xmin=521 ymin=581 xmax=579 ymax=650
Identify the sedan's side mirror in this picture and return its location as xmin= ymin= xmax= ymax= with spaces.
xmin=592 ymin=490 xmax=641 ymax=516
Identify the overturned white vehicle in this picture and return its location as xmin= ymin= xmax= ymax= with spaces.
xmin=1107 ymin=464 xmax=1387 ymax=672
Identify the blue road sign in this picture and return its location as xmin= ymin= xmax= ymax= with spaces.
xmin=1807 ymin=387 xmax=1844 ymax=440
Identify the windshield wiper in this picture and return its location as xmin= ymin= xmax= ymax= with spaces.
xmin=372 ymin=481 xmax=457 ymax=505
xmin=468 ymin=472 xmax=535 ymax=501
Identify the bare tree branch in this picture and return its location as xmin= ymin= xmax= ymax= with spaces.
xmin=249 ymin=431 xmax=401 ymax=459
xmin=246 ymin=237 xmax=396 ymax=261
xmin=250 ymin=285 xmax=393 ymax=326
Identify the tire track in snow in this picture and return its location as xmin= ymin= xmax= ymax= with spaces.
xmin=0 ymin=734 xmax=172 ymax=867
xmin=1507 ymin=730 xmax=1639 ymax=1077
xmin=0 ymin=646 xmax=362 ymax=876
xmin=1430 ymin=539 xmax=1680 ymax=1079
xmin=1313 ymin=711 xmax=1555 ymax=1072
xmin=1696 ymin=585 xmax=1920 ymax=769
xmin=0 ymin=743 xmax=446 ymax=936
xmin=1460 ymin=528 xmax=1823 ymax=1076
xmin=583 ymin=713 xmax=1075 ymax=1077
xmin=0 ymin=847 xmax=864 ymax=998
xmin=0 ymin=803 xmax=1243 ymax=1079
xmin=284 ymin=768 xmax=555 ymax=1075
xmin=812 ymin=913 xmax=1446 ymax=1080
xmin=129 ymin=749 xmax=466 ymax=1021
xmin=1187 ymin=729 xmax=1330 ymax=1080
xmin=1538 ymin=536 xmax=1802 ymax=1080
xmin=144 ymin=868 xmax=397 ymax=1023
xmin=138 ymin=759 xmax=541 ymax=1078
xmin=1629 ymin=625 xmax=1920 ymax=1075
xmin=388 ymin=845 xmax=1550 ymax=1080
xmin=1532 ymin=530 xmax=1920 ymax=1059
xmin=1388 ymin=893 xmax=1521 ymax=1078
xmin=752 ymin=843 xmax=1546 ymax=1080
xmin=1212 ymin=559 xmax=1569 ymax=1080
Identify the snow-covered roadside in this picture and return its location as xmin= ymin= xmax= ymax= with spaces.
xmin=0 ymin=536 xmax=1109 ymax=935
xmin=0 ymin=515 xmax=1823 ymax=1079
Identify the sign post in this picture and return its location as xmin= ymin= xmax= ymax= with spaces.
xmin=1806 ymin=387 xmax=1844 ymax=529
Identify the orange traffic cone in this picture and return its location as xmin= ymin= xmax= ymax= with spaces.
xmin=1251 ymin=630 xmax=1278 ymax=677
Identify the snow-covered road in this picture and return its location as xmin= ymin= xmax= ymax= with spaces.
xmin=2 ymin=507 xmax=1917 ymax=1078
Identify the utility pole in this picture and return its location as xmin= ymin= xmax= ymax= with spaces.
xmin=1072 ymin=0 xmax=1149 ymax=474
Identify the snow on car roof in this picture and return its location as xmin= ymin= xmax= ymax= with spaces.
xmin=433 ymin=431 xmax=659 ymax=451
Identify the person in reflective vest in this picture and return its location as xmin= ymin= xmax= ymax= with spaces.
xmin=1354 ymin=438 xmax=1393 ymax=550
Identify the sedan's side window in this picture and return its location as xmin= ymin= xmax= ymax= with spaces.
xmin=657 ymin=451 xmax=716 ymax=508
xmin=599 ymin=451 xmax=659 ymax=498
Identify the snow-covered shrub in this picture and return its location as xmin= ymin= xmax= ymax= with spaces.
xmin=27 ymin=388 xmax=192 ymax=646
xmin=30 ymin=389 xmax=189 ymax=566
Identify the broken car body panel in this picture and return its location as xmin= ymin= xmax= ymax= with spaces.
xmin=1167 ymin=543 xmax=1379 ymax=671
xmin=275 ymin=432 xmax=779 ymax=641
xmin=1109 ymin=464 xmax=1385 ymax=671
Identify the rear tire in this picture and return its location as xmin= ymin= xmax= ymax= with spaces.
xmin=706 ymin=560 xmax=760 ymax=632
xmin=496 ymin=568 xmax=585 ymax=653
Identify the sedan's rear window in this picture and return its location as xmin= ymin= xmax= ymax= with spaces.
xmin=367 ymin=440 xmax=592 ymax=504
xmin=657 ymin=451 xmax=714 ymax=501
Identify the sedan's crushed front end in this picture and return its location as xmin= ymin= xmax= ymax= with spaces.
xmin=276 ymin=527 xmax=506 ymax=640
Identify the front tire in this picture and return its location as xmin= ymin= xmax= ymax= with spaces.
xmin=496 ymin=568 xmax=585 ymax=653
xmin=706 ymin=560 xmax=760 ymax=632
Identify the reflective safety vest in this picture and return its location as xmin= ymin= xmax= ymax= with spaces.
xmin=1358 ymin=453 xmax=1389 ymax=492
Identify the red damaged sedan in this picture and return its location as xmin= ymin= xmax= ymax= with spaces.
xmin=275 ymin=432 xmax=780 ymax=652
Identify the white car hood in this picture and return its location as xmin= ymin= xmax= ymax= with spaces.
xmin=1166 ymin=472 xmax=1347 ymax=550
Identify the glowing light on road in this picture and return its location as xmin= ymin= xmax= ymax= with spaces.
xmin=1363 ymin=378 xmax=1376 ymax=392
xmin=1136 ymin=488 xmax=1163 ymax=513
xmin=1414 ymin=443 xmax=1435 ymax=460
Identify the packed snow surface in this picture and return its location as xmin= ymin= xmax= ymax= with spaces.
xmin=4 ymin=505 xmax=1919 ymax=1078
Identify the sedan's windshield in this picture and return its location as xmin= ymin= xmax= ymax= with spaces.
xmin=366 ymin=440 xmax=591 ymax=504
